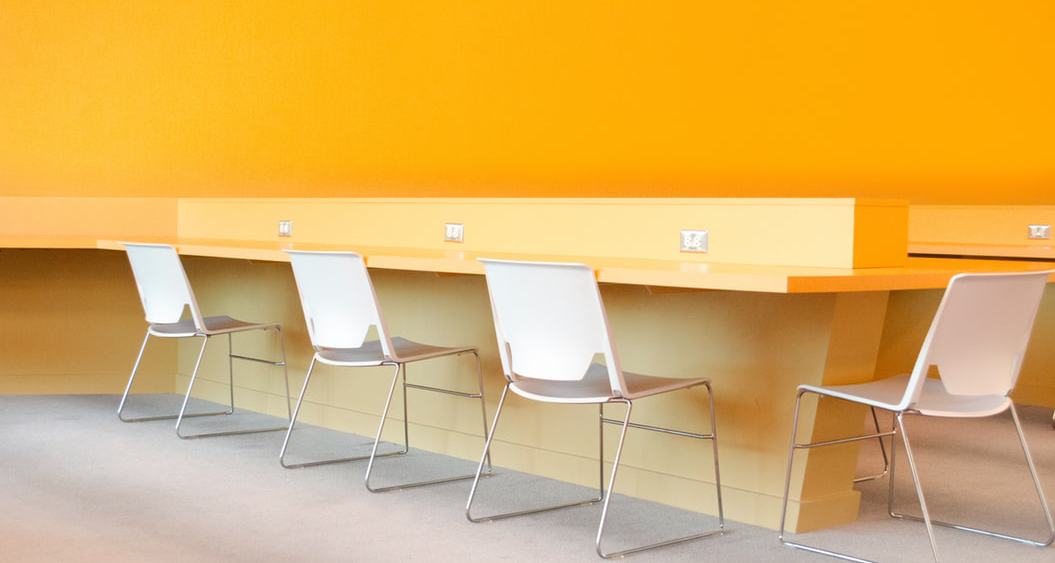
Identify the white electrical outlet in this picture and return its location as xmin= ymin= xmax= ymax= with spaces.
xmin=680 ymin=230 xmax=708 ymax=253
xmin=445 ymin=222 xmax=464 ymax=243
xmin=278 ymin=220 xmax=293 ymax=237
xmin=1028 ymin=224 xmax=1050 ymax=240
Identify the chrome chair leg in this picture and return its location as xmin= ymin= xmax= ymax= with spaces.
xmin=889 ymin=406 xmax=1055 ymax=548
xmin=596 ymin=399 xmax=634 ymax=558
xmin=363 ymin=363 xmax=429 ymax=492
xmin=598 ymin=403 xmax=606 ymax=498
xmin=1012 ymin=405 xmax=1055 ymax=546
xmin=226 ymin=333 xmax=235 ymax=410
xmin=279 ymin=356 xmax=316 ymax=468
xmin=118 ymin=330 xmax=228 ymax=422
xmin=275 ymin=326 xmax=292 ymax=420
xmin=707 ymin=381 xmax=725 ymax=528
xmin=895 ymin=412 xmax=942 ymax=562
xmin=468 ymin=383 xmax=723 ymax=559
xmin=781 ymin=397 xmax=1051 ymax=563
xmin=283 ymin=350 xmax=490 ymax=492
xmin=596 ymin=386 xmax=724 ymax=558
xmin=855 ymin=407 xmax=890 ymax=483
xmin=779 ymin=390 xmax=899 ymax=563
xmin=466 ymin=384 xmax=602 ymax=523
xmin=280 ymin=359 xmax=407 ymax=468
xmin=367 ymin=351 xmax=494 ymax=492
xmin=777 ymin=391 xmax=805 ymax=549
xmin=471 ymin=350 xmax=493 ymax=473
xmin=176 ymin=329 xmax=290 ymax=439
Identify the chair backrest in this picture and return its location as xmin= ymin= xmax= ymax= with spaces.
xmin=123 ymin=243 xmax=204 ymax=330
xmin=480 ymin=259 xmax=626 ymax=396
xmin=901 ymin=269 xmax=1053 ymax=409
xmin=285 ymin=250 xmax=393 ymax=355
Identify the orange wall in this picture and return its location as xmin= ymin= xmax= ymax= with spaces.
xmin=2 ymin=1 xmax=1053 ymax=202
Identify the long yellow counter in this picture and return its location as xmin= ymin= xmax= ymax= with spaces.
xmin=80 ymin=235 xmax=1054 ymax=533
xmin=4 ymin=197 xmax=1055 ymax=535
xmin=95 ymin=236 xmax=1054 ymax=293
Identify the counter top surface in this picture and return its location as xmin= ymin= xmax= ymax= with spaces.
xmin=4 ymin=236 xmax=1049 ymax=293
xmin=88 ymin=237 xmax=1055 ymax=294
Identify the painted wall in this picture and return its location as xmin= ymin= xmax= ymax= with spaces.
xmin=2 ymin=1 xmax=1053 ymax=202
xmin=4 ymin=1 xmax=1055 ymax=530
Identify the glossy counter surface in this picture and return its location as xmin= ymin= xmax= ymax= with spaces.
xmin=93 ymin=237 xmax=1055 ymax=293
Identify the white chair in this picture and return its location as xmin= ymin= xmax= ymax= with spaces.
xmin=778 ymin=269 xmax=1055 ymax=563
xmin=117 ymin=243 xmax=291 ymax=439
xmin=279 ymin=250 xmax=491 ymax=492
xmin=466 ymin=258 xmax=724 ymax=559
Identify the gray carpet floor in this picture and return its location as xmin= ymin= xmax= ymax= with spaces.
xmin=2 ymin=394 xmax=1053 ymax=562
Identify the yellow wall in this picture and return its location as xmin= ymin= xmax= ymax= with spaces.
xmin=2 ymin=1 xmax=1054 ymax=203
xmin=4 ymin=0 xmax=1055 ymax=531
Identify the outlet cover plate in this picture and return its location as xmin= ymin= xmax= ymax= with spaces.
xmin=278 ymin=220 xmax=293 ymax=237
xmin=680 ymin=230 xmax=708 ymax=253
xmin=445 ymin=222 xmax=464 ymax=243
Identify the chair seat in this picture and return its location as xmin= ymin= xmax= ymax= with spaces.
xmin=804 ymin=375 xmax=1013 ymax=418
xmin=148 ymin=315 xmax=277 ymax=337
xmin=315 ymin=336 xmax=475 ymax=367
xmin=510 ymin=363 xmax=710 ymax=404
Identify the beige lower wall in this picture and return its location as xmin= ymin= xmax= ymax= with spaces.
xmin=0 ymin=249 xmax=175 ymax=395
xmin=160 ymin=256 xmax=885 ymax=528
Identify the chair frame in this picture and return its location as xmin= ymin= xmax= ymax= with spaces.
xmin=466 ymin=380 xmax=723 ymax=559
xmin=277 ymin=250 xmax=491 ymax=493
xmin=279 ymin=347 xmax=491 ymax=492
xmin=465 ymin=258 xmax=724 ymax=559
xmin=116 ymin=243 xmax=292 ymax=439
xmin=778 ymin=270 xmax=1055 ymax=563
xmin=854 ymin=407 xmax=891 ymax=484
